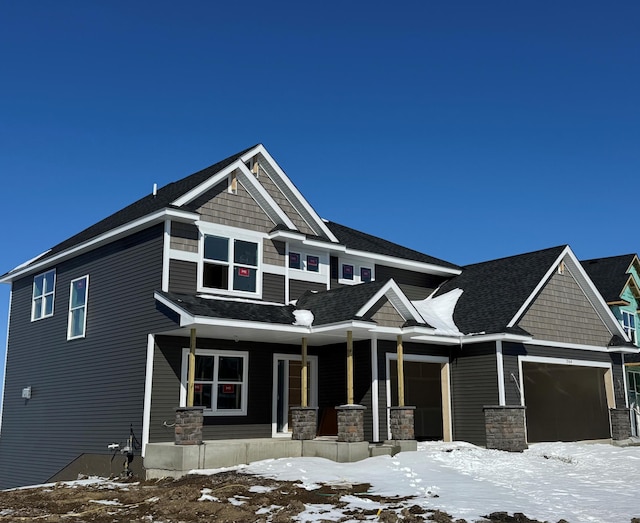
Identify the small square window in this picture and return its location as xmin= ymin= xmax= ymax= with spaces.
xmin=289 ymin=252 xmax=301 ymax=269
xmin=306 ymin=255 xmax=319 ymax=272
xmin=361 ymin=267 xmax=372 ymax=282
xmin=342 ymin=264 xmax=354 ymax=280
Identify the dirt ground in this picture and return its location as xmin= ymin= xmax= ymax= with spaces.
xmin=0 ymin=471 xmax=634 ymax=523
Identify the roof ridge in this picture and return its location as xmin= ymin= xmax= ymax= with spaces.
xmin=463 ymin=245 xmax=567 ymax=269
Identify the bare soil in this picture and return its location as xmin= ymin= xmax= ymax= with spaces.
xmin=0 ymin=471 xmax=620 ymax=523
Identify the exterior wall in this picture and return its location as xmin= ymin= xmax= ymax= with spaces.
xmin=376 ymin=340 xmax=450 ymax=441
xmin=264 ymin=240 xmax=286 ymax=266
xmin=150 ymin=336 xmax=322 ymax=442
xmin=170 ymin=222 xmax=198 ymax=252
xmin=289 ymin=279 xmax=326 ymax=302
xmin=375 ymin=265 xmax=445 ymax=300
xmin=168 ymin=260 xmax=198 ymax=294
xmin=450 ymin=342 xmax=499 ymax=446
xmin=262 ymin=273 xmax=285 ymax=303
xmin=0 ymin=225 xmax=175 ymax=489
xmin=367 ymin=299 xmax=405 ymax=328
xmin=518 ymin=270 xmax=612 ymax=346
xmin=186 ymin=180 xmax=275 ymax=232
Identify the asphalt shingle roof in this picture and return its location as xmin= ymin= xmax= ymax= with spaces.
xmin=325 ymin=221 xmax=461 ymax=271
xmin=435 ymin=245 xmax=567 ymax=335
xmin=35 ymin=145 xmax=259 ymax=264
xmin=581 ymin=254 xmax=637 ymax=303
xmin=296 ymin=279 xmax=389 ymax=325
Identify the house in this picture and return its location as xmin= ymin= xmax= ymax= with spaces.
xmin=0 ymin=144 xmax=635 ymax=488
xmin=581 ymin=254 xmax=640 ymax=435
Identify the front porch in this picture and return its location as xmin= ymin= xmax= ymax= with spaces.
xmin=144 ymin=437 xmax=417 ymax=480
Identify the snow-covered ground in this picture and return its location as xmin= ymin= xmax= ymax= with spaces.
xmin=239 ymin=441 xmax=638 ymax=523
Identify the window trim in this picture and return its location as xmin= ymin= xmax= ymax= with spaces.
xmin=197 ymin=225 xmax=263 ymax=297
xmin=67 ymin=275 xmax=89 ymax=340
xmin=287 ymin=247 xmax=324 ymax=274
xmin=180 ymin=348 xmax=249 ymax=416
xmin=338 ymin=260 xmax=375 ymax=285
xmin=622 ymin=310 xmax=636 ymax=344
xmin=31 ymin=269 xmax=56 ymax=321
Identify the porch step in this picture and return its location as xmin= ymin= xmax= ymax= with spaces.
xmin=368 ymin=443 xmax=400 ymax=457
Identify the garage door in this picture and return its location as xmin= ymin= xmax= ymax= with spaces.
xmin=523 ymin=362 xmax=610 ymax=442
xmin=390 ymin=360 xmax=444 ymax=440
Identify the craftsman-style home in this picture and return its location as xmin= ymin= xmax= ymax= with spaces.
xmin=0 ymin=144 xmax=635 ymax=488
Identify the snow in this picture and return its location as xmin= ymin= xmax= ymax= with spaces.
xmin=293 ymin=309 xmax=314 ymax=326
xmin=241 ymin=441 xmax=640 ymax=523
xmin=412 ymin=289 xmax=463 ymax=336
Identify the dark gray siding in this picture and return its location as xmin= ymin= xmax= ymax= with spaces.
xmin=450 ymin=342 xmax=499 ymax=446
xmin=150 ymin=336 xmax=322 ymax=441
xmin=330 ymin=256 xmax=341 ymax=289
xmin=502 ymin=343 xmax=526 ymax=405
xmin=263 ymin=273 xmax=285 ymax=303
xmin=0 ymin=225 xmax=176 ymax=489
xmin=168 ymin=259 xmax=198 ymax=294
xmin=289 ymin=279 xmax=326 ymax=302
xmin=375 ymin=265 xmax=445 ymax=300
xmin=376 ymin=341 xmax=450 ymax=441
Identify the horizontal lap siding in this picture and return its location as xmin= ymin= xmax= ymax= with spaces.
xmin=262 ymin=273 xmax=285 ymax=304
xmin=168 ymin=260 xmax=198 ymax=294
xmin=0 ymin=225 xmax=174 ymax=489
xmin=374 ymin=266 xmax=445 ymax=300
xmin=450 ymin=343 xmax=498 ymax=446
xmin=150 ymin=336 xmax=320 ymax=442
xmin=289 ymin=280 xmax=326 ymax=302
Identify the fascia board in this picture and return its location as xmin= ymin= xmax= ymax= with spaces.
xmin=189 ymin=316 xmax=310 ymax=334
xmin=268 ymin=230 xmax=307 ymax=241
xmin=337 ymin=247 xmax=461 ymax=276
xmin=1 ymin=208 xmax=198 ymax=283
xmin=154 ymin=292 xmax=196 ymax=326
xmin=525 ymin=338 xmax=638 ymax=354
xmin=506 ymin=246 xmax=570 ymax=329
xmin=309 ymin=320 xmax=375 ymax=333
xmin=236 ymin=164 xmax=296 ymax=229
xmin=247 ymin=145 xmax=340 ymax=243
xmin=406 ymin=333 xmax=462 ymax=345
xmin=302 ymin=239 xmax=336 ymax=249
xmin=459 ymin=332 xmax=533 ymax=344
xmin=355 ymin=279 xmax=423 ymax=324
xmin=171 ymin=165 xmax=238 ymax=207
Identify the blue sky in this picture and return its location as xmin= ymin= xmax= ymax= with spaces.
xmin=1 ymin=1 xmax=638 ymax=387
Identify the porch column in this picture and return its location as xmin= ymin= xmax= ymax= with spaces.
xmin=301 ymin=337 xmax=308 ymax=407
xmin=347 ymin=330 xmax=354 ymax=404
xmin=396 ymin=334 xmax=405 ymax=407
xmin=187 ymin=328 xmax=196 ymax=407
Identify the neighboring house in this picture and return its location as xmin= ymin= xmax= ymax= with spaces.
xmin=582 ymin=254 xmax=640 ymax=435
xmin=0 ymin=144 xmax=635 ymax=489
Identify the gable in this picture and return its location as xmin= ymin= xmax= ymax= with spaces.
xmin=185 ymin=178 xmax=275 ymax=233
xmin=518 ymin=268 xmax=612 ymax=346
xmin=365 ymin=297 xmax=406 ymax=328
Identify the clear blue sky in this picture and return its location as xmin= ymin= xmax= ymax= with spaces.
xmin=1 ymin=1 xmax=638 ymax=387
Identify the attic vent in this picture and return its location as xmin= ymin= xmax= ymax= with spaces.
xmin=228 ymin=172 xmax=237 ymax=194
xmin=252 ymin=160 xmax=260 ymax=177
xmin=557 ymin=261 xmax=565 ymax=275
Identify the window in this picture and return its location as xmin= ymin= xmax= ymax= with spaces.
xmin=342 ymin=264 xmax=354 ymax=280
xmin=68 ymin=276 xmax=89 ymax=339
xmin=32 ymin=270 xmax=56 ymax=321
xmin=360 ymin=267 xmax=372 ymax=282
xmin=306 ymin=255 xmax=319 ymax=272
xmin=289 ymin=252 xmax=301 ymax=269
xmin=622 ymin=310 xmax=636 ymax=344
xmin=182 ymin=349 xmax=249 ymax=415
xmin=289 ymin=251 xmax=321 ymax=273
xmin=203 ymin=235 xmax=258 ymax=293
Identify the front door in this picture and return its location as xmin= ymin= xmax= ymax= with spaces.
xmin=272 ymin=354 xmax=318 ymax=435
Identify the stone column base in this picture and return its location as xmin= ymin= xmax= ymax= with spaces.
xmin=336 ymin=404 xmax=366 ymax=442
xmin=483 ymin=405 xmax=527 ymax=452
xmin=291 ymin=406 xmax=318 ymax=440
xmin=389 ymin=406 xmax=416 ymax=440
xmin=610 ymin=408 xmax=632 ymax=441
xmin=175 ymin=407 xmax=203 ymax=445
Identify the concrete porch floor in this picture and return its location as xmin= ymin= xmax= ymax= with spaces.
xmin=144 ymin=437 xmax=418 ymax=480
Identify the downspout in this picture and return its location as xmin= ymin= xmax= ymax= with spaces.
xmin=187 ymin=328 xmax=196 ymax=407
xmin=496 ymin=340 xmax=506 ymax=406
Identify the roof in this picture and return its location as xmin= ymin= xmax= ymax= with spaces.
xmin=435 ymin=245 xmax=568 ymax=334
xmin=295 ymin=279 xmax=390 ymax=325
xmin=157 ymin=291 xmax=297 ymax=324
xmin=325 ymin=221 xmax=461 ymax=270
xmin=581 ymin=254 xmax=637 ymax=303
xmin=31 ymin=145 xmax=260 ymax=265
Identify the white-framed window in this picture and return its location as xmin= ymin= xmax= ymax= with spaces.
xmin=181 ymin=349 xmax=249 ymax=416
xmin=32 ymin=269 xmax=56 ymax=321
xmin=67 ymin=275 xmax=89 ymax=339
xmin=338 ymin=260 xmax=374 ymax=285
xmin=202 ymin=234 xmax=260 ymax=294
xmin=288 ymin=251 xmax=321 ymax=273
xmin=622 ymin=310 xmax=636 ymax=344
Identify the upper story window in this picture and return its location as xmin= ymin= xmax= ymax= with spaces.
xmin=289 ymin=251 xmax=321 ymax=273
xmin=338 ymin=260 xmax=374 ymax=285
xmin=622 ymin=310 xmax=636 ymax=344
xmin=342 ymin=264 xmax=354 ymax=280
xmin=32 ymin=269 xmax=56 ymax=321
xmin=68 ymin=276 xmax=89 ymax=340
xmin=203 ymin=234 xmax=259 ymax=294
xmin=181 ymin=349 xmax=249 ymax=416
xmin=361 ymin=267 xmax=372 ymax=282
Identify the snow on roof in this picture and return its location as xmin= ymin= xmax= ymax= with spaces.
xmin=293 ymin=309 xmax=314 ymax=327
xmin=412 ymin=288 xmax=463 ymax=336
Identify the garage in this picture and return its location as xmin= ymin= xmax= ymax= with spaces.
xmin=389 ymin=360 xmax=447 ymax=440
xmin=522 ymin=361 xmax=611 ymax=442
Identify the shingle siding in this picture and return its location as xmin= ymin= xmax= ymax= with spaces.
xmin=367 ymin=299 xmax=405 ymax=328
xmin=450 ymin=343 xmax=499 ymax=446
xmin=170 ymin=222 xmax=199 ymax=252
xmin=0 ymin=225 xmax=174 ymax=489
xmin=264 ymin=240 xmax=285 ymax=266
xmin=518 ymin=270 xmax=612 ymax=346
